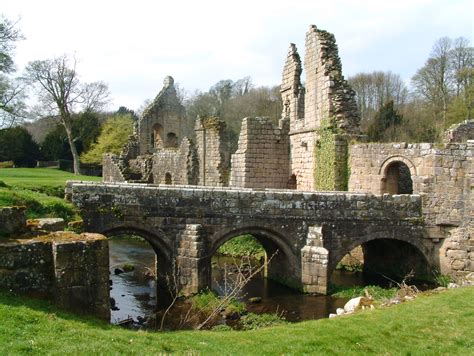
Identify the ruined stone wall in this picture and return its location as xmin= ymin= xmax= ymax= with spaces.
xmin=195 ymin=117 xmax=230 ymax=186
xmin=303 ymin=26 xmax=360 ymax=135
xmin=349 ymin=141 xmax=473 ymax=277
xmin=0 ymin=232 xmax=110 ymax=320
xmin=102 ymin=154 xmax=126 ymax=182
xmin=230 ymin=117 xmax=290 ymax=189
xmin=138 ymin=76 xmax=191 ymax=155
xmin=443 ymin=119 xmax=474 ymax=143
xmin=152 ymin=138 xmax=198 ymax=185
xmin=286 ymin=25 xmax=360 ymax=191
xmin=280 ymin=43 xmax=304 ymax=124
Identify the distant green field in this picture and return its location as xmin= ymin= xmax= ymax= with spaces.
xmin=0 ymin=168 xmax=100 ymax=196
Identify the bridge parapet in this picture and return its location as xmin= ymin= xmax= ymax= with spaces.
xmin=68 ymin=182 xmax=422 ymax=223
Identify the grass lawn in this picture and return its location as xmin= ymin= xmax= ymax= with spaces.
xmin=0 ymin=168 xmax=101 ymax=196
xmin=0 ymin=287 xmax=472 ymax=355
xmin=0 ymin=168 xmax=101 ymax=222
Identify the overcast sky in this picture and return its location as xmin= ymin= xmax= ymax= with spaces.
xmin=3 ymin=0 xmax=473 ymax=111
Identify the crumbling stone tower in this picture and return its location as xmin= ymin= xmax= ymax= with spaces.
xmin=283 ymin=25 xmax=360 ymax=190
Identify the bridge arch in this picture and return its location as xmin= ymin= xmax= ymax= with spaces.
xmin=329 ymin=227 xmax=433 ymax=283
xmin=209 ymin=224 xmax=300 ymax=289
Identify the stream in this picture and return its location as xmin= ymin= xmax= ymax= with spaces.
xmin=109 ymin=237 xmax=370 ymax=328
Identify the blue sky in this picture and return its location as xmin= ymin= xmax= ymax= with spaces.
xmin=3 ymin=0 xmax=473 ymax=111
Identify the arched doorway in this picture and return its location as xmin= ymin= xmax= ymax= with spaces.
xmin=165 ymin=172 xmax=172 ymax=185
xmin=382 ymin=161 xmax=413 ymax=194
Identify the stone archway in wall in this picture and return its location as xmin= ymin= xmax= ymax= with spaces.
xmin=329 ymin=229 xmax=433 ymax=284
xmin=379 ymin=156 xmax=416 ymax=194
xmin=209 ymin=225 xmax=299 ymax=290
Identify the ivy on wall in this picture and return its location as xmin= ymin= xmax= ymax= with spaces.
xmin=314 ymin=118 xmax=349 ymax=191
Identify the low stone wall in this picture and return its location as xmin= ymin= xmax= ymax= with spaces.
xmin=0 ymin=232 xmax=109 ymax=320
xmin=0 ymin=207 xmax=27 ymax=235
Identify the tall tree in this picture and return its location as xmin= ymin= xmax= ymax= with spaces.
xmin=24 ymin=55 xmax=109 ymax=174
xmin=412 ymin=37 xmax=453 ymax=127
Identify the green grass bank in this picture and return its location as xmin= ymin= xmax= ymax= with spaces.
xmin=0 ymin=287 xmax=472 ymax=354
xmin=0 ymin=168 xmax=101 ymax=222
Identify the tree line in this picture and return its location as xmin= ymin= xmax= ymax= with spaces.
xmin=0 ymin=14 xmax=472 ymax=171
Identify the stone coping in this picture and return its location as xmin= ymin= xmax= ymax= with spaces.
xmin=67 ymin=180 xmax=421 ymax=199
xmin=0 ymin=231 xmax=106 ymax=246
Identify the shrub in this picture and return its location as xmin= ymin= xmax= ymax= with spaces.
xmin=0 ymin=161 xmax=14 ymax=168
xmin=329 ymin=284 xmax=398 ymax=300
xmin=217 ymin=234 xmax=265 ymax=258
xmin=240 ymin=312 xmax=287 ymax=330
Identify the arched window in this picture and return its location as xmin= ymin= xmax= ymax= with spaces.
xmin=165 ymin=173 xmax=172 ymax=185
xmin=288 ymin=174 xmax=297 ymax=189
xmin=165 ymin=132 xmax=178 ymax=148
xmin=382 ymin=161 xmax=413 ymax=194
xmin=152 ymin=124 xmax=164 ymax=149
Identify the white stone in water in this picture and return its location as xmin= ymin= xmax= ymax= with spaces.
xmin=336 ymin=308 xmax=345 ymax=315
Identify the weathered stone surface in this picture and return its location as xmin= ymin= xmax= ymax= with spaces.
xmin=0 ymin=232 xmax=109 ymax=320
xmin=0 ymin=207 xmax=27 ymax=235
xmin=33 ymin=218 xmax=65 ymax=232
xmin=443 ymin=120 xmax=474 ymax=143
xmin=69 ymin=181 xmax=428 ymax=294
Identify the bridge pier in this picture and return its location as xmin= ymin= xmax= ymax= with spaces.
xmin=176 ymin=224 xmax=210 ymax=295
xmin=301 ymin=226 xmax=329 ymax=294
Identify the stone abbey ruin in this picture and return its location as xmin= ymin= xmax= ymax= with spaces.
xmin=68 ymin=25 xmax=473 ymax=298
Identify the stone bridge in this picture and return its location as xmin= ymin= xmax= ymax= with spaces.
xmin=67 ymin=182 xmax=437 ymax=295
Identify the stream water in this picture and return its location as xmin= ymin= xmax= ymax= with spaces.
xmin=109 ymin=237 xmax=368 ymax=328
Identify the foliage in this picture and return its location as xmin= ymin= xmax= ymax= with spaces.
xmin=80 ymin=114 xmax=133 ymax=164
xmin=348 ymin=71 xmax=408 ymax=131
xmin=432 ymin=269 xmax=454 ymax=288
xmin=217 ymin=234 xmax=265 ymax=258
xmin=240 ymin=312 xmax=287 ymax=330
xmin=313 ymin=118 xmax=346 ymax=191
xmin=1 ymin=288 xmax=473 ymax=354
xmin=0 ymin=126 xmax=41 ymax=167
xmin=329 ymin=284 xmax=398 ymax=301
xmin=0 ymin=161 xmax=13 ymax=168
xmin=185 ymin=78 xmax=282 ymax=152
xmin=367 ymin=100 xmax=403 ymax=142
xmin=190 ymin=289 xmax=245 ymax=316
xmin=40 ymin=112 xmax=101 ymax=161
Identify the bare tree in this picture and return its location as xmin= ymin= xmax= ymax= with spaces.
xmin=349 ymin=71 xmax=408 ymax=130
xmin=412 ymin=37 xmax=454 ymax=126
xmin=24 ymin=55 xmax=109 ymax=174
xmin=0 ymin=75 xmax=27 ymax=128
